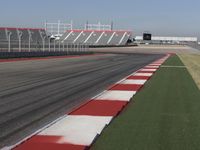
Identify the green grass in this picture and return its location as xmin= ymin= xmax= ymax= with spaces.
xmin=162 ymin=55 xmax=184 ymax=66
xmin=91 ymin=55 xmax=200 ymax=150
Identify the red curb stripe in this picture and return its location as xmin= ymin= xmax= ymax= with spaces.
xmin=70 ymin=100 xmax=127 ymax=116
xmin=127 ymin=76 xmax=151 ymax=80
xmin=110 ymin=84 xmax=143 ymax=91
xmin=14 ymin=136 xmax=86 ymax=150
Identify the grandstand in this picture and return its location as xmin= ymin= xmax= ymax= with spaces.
xmin=0 ymin=27 xmax=48 ymax=51
xmin=49 ymin=21 xmax=132 ymax=46
xmin=0 ymin=27 xmax=46 ymax=43
xmin=0 ymin=21 xmax=132 ymax=54
xmin=60 ymin=29 xmax=131 ymax=46
xmin=0 ymin=27 xmax=69 ymax=53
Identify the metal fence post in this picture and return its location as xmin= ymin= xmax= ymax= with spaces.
xmin=8 ymin=32 xmax=12 ymax=52
xmin=84 ymin=44 xmax=86 ymax=52
xmin=28 ymin=30 xmax=34 ymax=52
xmin=77 ymin=43 xmax=79 ymax=53
xmin=54 ymin=40 xmax=56 ymax=52
xmin=85 ymin=43 xmax=87 ymax=52
xmin=28 ymin=35 xmax=31 ymax=52
xmin=80 ymin=43 xmax=82 ymax=53
xmin=86 ymin=44 xmax=88 ymax=52
xmin=49 ymin=38 xmax=51 ymax=52
xmin=81 ymin=44 xmax=83 ymax=53
xmin=72 ymin=44 xmax=74 ymax=53
xmin=18 ymin=31 xmax=23 ymax=52
xmin=42 ymin=38 xmax=45 ymax=52
xmin=66 ymin=43 xmax=68 ymax=54
xmin=59 ymin=40 xmax=61 ymax=51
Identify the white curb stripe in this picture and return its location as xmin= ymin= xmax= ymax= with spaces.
xmin=145 ymin=66 xmax=159 ymax=68
xmin=140 ymin=69 xmax=157 ymax=72
xmin=149 ymin=63 xmax=162 ymax=66
xmin=95 ymin=90 xmax=136 ymax=101
xmin=121 ymin=79 xmax=147 ymax=85
xmin=134 ymin=73 xmax=153 ymax=76
xmin=39 ymin=115 xmax=112 ymax=146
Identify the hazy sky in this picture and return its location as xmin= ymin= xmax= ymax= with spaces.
xmin=0 ymin=0 xmax=199 ymax=38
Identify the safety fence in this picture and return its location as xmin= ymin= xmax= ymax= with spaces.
xmin=0 ymin=40 xmax=89 ymax=53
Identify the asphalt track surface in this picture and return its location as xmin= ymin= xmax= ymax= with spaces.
xmin=0 ymin=53 xmax=163 ymax=148
xmin=91 ymin=45 xmax=200 ymax=54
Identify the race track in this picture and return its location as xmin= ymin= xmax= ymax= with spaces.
xmin=0 ymin=53 xmax=163 ymax=147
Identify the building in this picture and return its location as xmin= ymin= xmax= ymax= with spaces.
xmin=135 ymin=36 xmax=198 ymax=44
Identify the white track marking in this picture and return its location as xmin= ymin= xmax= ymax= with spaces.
xmin=95 ymin=90 xmax=136 ymax=101
xmin=39 ymin=115 xmax=112 ymax=146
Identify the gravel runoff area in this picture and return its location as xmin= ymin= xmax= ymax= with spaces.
xmin=91 ymin=55 xmax=200 ymax=150
xmin=0 ymin=53 xmax=163 ymax=148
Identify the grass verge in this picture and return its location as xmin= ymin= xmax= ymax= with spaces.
xmin=91 ymin=55 xmax=200 ymax=150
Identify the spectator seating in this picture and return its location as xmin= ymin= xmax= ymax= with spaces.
xmin=60 ymin=29 xmax=131 ymax=46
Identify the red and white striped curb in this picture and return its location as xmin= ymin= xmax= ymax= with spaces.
xmin=9 ymin=54 xmax=170 ymax=150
